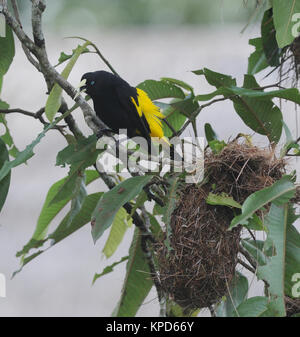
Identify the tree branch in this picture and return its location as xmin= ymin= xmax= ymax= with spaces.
xmin=31 ymin=0 xmax=46 ymax=48
xmin=174 ymin=96 xmax=230 ymax=137
xmin=239 ymin=244 xmax=257 ymax=271
xmin=11 ymin=0 xmax=41 ymax=71
xmin=1 ymin=0 xmax=106 ymax=134
xmin=0 ymin=107 xmax=67 ymax=133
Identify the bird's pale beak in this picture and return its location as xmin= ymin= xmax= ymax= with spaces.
xmin=74 ymin=78 xmax=87 ymax=99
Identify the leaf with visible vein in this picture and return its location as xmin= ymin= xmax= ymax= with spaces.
xmin=206 ymin=192 xmax=241 ymax=209
xmin=45 ymin=41 xmax=91 ymax=122
xmin=137 ymin=79 xmax=185 ymax=100
xmin=14 ymin=192 xmax=102 ymax=277
xmin=230 ymin=175 xmax=295 ymax=229
xmin=0 ymin=100 xmax=20 ymax=157
xmin=112 ymin=228 xmax=153 ymax=317
xmin=247 ymin=38 xmax=269 ymax=75
xmin=273 ymin=0 xmax=300 ymax=48
xmin=257 ymin=204 xmax=288 ymax=316
xmin=91 ymin=175 xmax=153 ymax=243
xmin=102 ymin=207 xmax=131 ymax=259
xmin=0 ymin=24 xmax=15 ymax=76
xmin=0 ymin=137 xmax=11 ymax=212
xmin=92 ymin=256 xmax=129 ymax=284
xmin=233 ymin=296 xmax=269 ymax=317
xmin=16 ymin=171 xmax=99 ymax=257
xmin=216 ymin=272 xmax=249 ymax=317
xmin=161 ymin=77 xmax=194 ymax=93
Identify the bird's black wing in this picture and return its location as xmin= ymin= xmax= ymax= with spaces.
xmin=114 ymin=83 xmax=151 ymax=141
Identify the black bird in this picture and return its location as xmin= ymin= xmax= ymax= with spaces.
xmin=80 ymin=71 xmax=170 ymax=148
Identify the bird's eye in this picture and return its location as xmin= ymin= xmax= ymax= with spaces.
xmin=90 ymin=80 xmax=95 ymax=86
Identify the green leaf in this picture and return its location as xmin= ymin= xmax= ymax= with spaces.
xmin=245 ymin=213 xmax=266 ymax=231
xmin=285 ymin=217 xmax=300 ymax=297
xmin=204 ymin=123 xmax=218 ymax=142
xmin=257 ymin=203 xmax=289 ymax=316
xmin=56 ymin=134 xmax=98 ymax=167
xmin=113 ymin=228 xmax=153 ymax=317
xmin=0 ymin=23 xmax=15 ymax=76
xmin=136 ymin=80 xmax=185 ymax=100
xmin=233 ymin=296 xmax=269 ymax=317
xmin=147 ymin=212 xmax=163 ymax=240
xmin=55 ymin=46 xmax=90 ymax=67
xmin=91 ymin=175 xmax=153 ymax=243
xmin=167 ymin=300 xmax=200 ymax=317
xmin=14 ymin=192 xmax=102 ymax=276
xmin=194 ymin=67 xmax=237 ymax=88
xmin=216 ymin=272 xmax=249 ymax=317
xmin=257 ymin=205 xmax=300 ymax=312
xmin=230 ymin=175 xmax=296 ymax=229
xmin=231 ymin=75 xmax=283 ymax=143
xmin=273 ymin=0 xmax=300 ymax=48
xmin=195 ymin=78 xmax=300 ymax=105
xmin=66 ymin=171 xmax=87 ymax=227
xmin=16 ymin=171 xmax=99 ymax=258
xmin=0 ymin=100 xmax=19 ymax=158
xmin=241 ymin=239 xmax=269 ymax=266
xmin=37 ymin=170 xmax=98 ymax=239
xmin=206 ymin=192 xmax=241 ymax=209
xmin=49 ymin=165 xmax=83 ymax=205
xmin=261 ymin=9 xmax=281 ymax=67
xmin=50 ymin=136 xmax=100 ymax=205
xmin=281 ymin=121 xmax=300 ymax=156
xmin=208 ymin=139 xmax=227 ymax=154
xmin=102 ymin=207 xmax=131 ymax=259
xmin=161 ymin=102 xmax=187 ymax=138
xmin=0 ymin=137 xmax=10 ymax=212
xmin=170 ymin=95 xmax=199 ymax=117
xmin=161 ymin=77 xmax=194 ymax=93
xmin=92 ymin=256 xmax=129 ymax=284
xmin=129 ymin=190 xmax=148 ymax=218
xmin=45 ymin=41 xmax=91 ymax=122
xmin=0 ymin=129 xmax=46 ymax=183
xmin=162 ymin=177 xmax=179 ymax=251
xmin=230 ymin=82 xmax=300 ymax=104
xmin=0 ymin=110 xmax=72 ymax=184
xmin=49 ymin=192 xmax=102 ymax=244
xmin=194 ymin=70 xmax=294 ymax=143
xmin=247 ymin=38 xmax=269 ymax=75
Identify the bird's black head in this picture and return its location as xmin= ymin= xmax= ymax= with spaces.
xmin=80 ymin=70 xmax=116 ymax=98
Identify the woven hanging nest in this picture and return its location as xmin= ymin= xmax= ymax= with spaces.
xmin=154 ymin=142 xmax=286 ymax=310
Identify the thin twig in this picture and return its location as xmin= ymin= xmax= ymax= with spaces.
xmin=238 ymin=258 xmax=256 ymax=274
xmin=174 ymin=96 xmax=230 ymax=137
xmin=66 ymin=36 xmax=119 ymax=76
xmin=1 ymin=1 xmax=106 ymax=133
xmin=239 ymin=244 xmax=257 ymax=270
xmin=93 ymin=163 xmax=154 ymax=238
xmin=141 ymin=208 xmax=164 ymax=301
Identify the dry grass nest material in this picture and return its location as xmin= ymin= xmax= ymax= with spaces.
xmin=155 ymin=142 xmax=286 ymax=310
xmin=285 ymin=296 xmax=300 ymax=317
